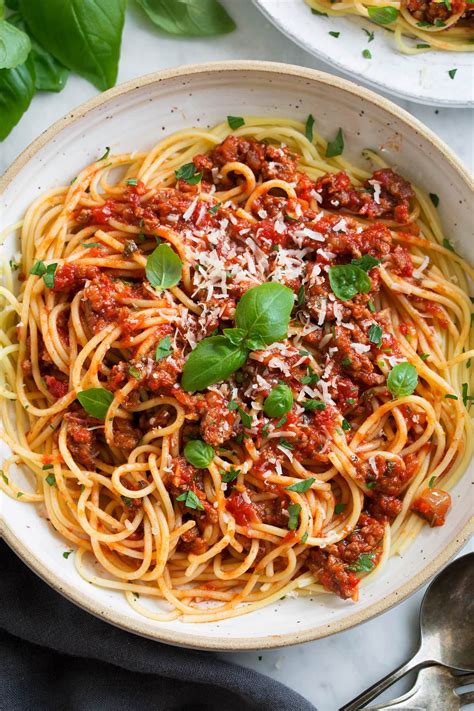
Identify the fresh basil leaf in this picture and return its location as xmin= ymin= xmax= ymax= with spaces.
xmin=263 ymin=383 xmax=293 ymax=418
xmin=326 ymin=128 xmax=344 ymax=158
xmin=243 ymin=334 xmax=268 ymax=351
xmin=155 ymin=335 xmax=172 ymax=361
xmin=387 ymin=362 xmax=418 ymax=398
xmin=8 ymin=11 xmax=68 ymax=91
xmin=42 ymin=263 xmax=57 ymax=289
xmin=183 ymin=439 xmax=214 ymax=468
xmin=5 ymin=0 xmax=19 ymax=8
xmin=351 ymin=254 xmax=382 ymax=272
xmin=136 ymin=0 xmax=235 ymax=36
xmin=182 ymin=336 xmax=248 ymax=391
xmin=235 ymin=283 xmax=294 ymax=346
xmin=0 ymin=18 xmax=30 ymax=69
xmin=174 ymin=161 xmax=202 ymax=184
xmin=303 ymin=399 xmax=326 ymax=411
xmin=367 ymin=6 xmax=399 ymax=24
xmin=77 ymin=387 xmax=114 ymax=419
xmin=329 ymin=264 xmax=371 ymax=301
xmin=227 ymin=115 xmax=244 ymax=129
xmin=286 ymin=477 xmax=315 ymax=493
xmin=368 ymin=324 xmax=383 ymax=345
xmin=222 ymin=327 xmax=246 ymax=346
xmin=347 ymin=552 xmax=376 ymax=573
xmin=19 ymin=0 xmax=126 ymax=90
xmin=146 ymin=243 xmax=182 ymax=290
xmin=0 ymin=53 xmax=34 ymax=140
xmin=305 ymin=113 xmax=314 ymax=142
xmin=221 ymin=466 xmax=240 ymax=483
xmin=176 ymin=489 xmax=205 ymax=510
xmin=287 ymin=503 xmax=301 ymax=530
xmin=30 ymin=260 xmax=46 ymax=276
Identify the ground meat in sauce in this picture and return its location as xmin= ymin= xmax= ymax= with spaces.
xmin=196 ymin=391 xmax=236 ymax=446
xmin=308 ymin=514 xmax=384 ymax=599
xmin=404 ymin=0 xmax=465 ymax=24
xmin=315 ymin=169 xmax=414 ymax=223
xmin=64 ymin=412 xmax=101 ymax=470
xmin=112 ymin=417 xmax=142 ymax=451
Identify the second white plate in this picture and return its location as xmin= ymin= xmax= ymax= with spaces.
xmin=253 ymin=0 xmax=473 ymax=107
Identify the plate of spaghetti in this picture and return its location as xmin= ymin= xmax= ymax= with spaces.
xmin=0 ymin=62 xmax=472 ymax=650
xmin=253 ymin=0 xmax=473 ymax=106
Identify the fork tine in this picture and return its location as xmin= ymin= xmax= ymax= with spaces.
xmin=453 ymin=673 xmax=474 ymax=687
xmin=458 ymin=690 xmax=474 ymax=706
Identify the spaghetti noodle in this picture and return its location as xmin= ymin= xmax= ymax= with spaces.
xmin=305 ymin=0 xmax=474 ymax=54
xmin=0 ymin=116 xmax=472 ymax=623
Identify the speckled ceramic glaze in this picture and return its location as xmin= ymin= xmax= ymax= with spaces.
xmin=0 ymin=62 xmax=472 ymax=651
xmin=253 ymin=0 xmax=473 ymax=107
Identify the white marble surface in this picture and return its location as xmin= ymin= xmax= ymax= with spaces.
xmin=0 ymin=2 xmax=472 ymax=709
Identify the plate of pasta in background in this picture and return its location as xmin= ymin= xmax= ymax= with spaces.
xmin=253 ymin=0 xmax=473 ymax=107
xmin=0 ymin=61 xmax=472 ymax=650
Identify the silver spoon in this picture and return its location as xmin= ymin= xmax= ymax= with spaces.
xmin=340 ymin=552 xmax=474 ymax=710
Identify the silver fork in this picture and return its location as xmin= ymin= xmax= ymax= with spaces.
xmin=364 ymin=666 xmax=474 ymax=710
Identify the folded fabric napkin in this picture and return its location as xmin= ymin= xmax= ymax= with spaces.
xmin=0 ymin=540 xmax=315 ymax=711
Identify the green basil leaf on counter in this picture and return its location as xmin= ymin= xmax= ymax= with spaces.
xmin=136 ymin=0 xmax=235 ymax=36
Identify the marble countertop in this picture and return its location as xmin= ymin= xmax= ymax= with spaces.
xmin=1 ymin=2 xmax=472 ymax=709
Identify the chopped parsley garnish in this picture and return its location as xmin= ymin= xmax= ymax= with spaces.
xmin=228 ymin=400 xmax=252 ymax=428
xmin=81 ymin=242 xmax=102 ymax=248
xmin=448 ymin=69 xmax=457 ymax=80
xmin=279 ymin=438 xmax=294 ymax=450
xmin=126 ymin=178 xmax=138 ymax=186
xmin=303 ymin=399 xmax=326 ymax=411
xmin=341 ymin=356 xmax=352 ymax=367
xmin=128 ymin=365 xmax=142 ymax=380
xmin=42 ymin=464 xmax=54 ymax=470
xmin=209 ymin=202 xmax=222 ymax=215
xmin=45 ymin=473 xmax=56 ymax=487
xmin=1 ymin=471 xmax=8 ymax=485
xmin=301 ymin=532 xmax=309 ymax=543
xmin=347 ymin=552 xmax=376 ymax=573
xmin=362 ymin=49 xmax=372 ymax=59
xmin=419 ymin=353 xmax=430 ymax=361
xmin=176 ymin=489 xmax=204 ymax=510
xmin=329 ymin=31 xmax=340 ymax=37
xmin=363 ymin=28 xmax=375 ymax=41
xmin=462 ymin=382 xmax=473 ymax=407
xmin=98 ymin=146 xmax=110 ymax=161
xmin=287 ymin=503 xmax=301 ymax=530
xmin=366 ymin=481 xmax=376 ymax=489
xmin=227 ymin=115 xmax=245 ymax=130
xmin=301 ymin=367 xmax=319 ymax=385
xmin=416 ymin=43 xmax=430 ymax=49
xmin=444 ymin=394 xmax=458 ymax=400
xmin=63 ymin=550 xmax=74 ymax=559
xmin=428 ymin=476 xmax=436 ymax=489
xmin=368 ymin=324 xmax=383 ymax=345
xmin=326 ymin=128 xmax=344 ymax=158
xmin=155 ymin=335 xmax=173 ymax=361
xmin=297 ymin=285 xmax=305 ymax=306
xmin=443 ymin=238 xmax=455 ymax=252
xmin=368 ymin=300 xmax=376 ymax=314
xmin=341 ymin=419 xmax=351 ymax=431
xmin=286 ymin=477 xmax=315 ymax=493
xmin=334 ymin=503 xmax=346 ymax=514
xmin=121 ymin=496 xmax=134 ymax=507
xmin=305 ymin=113 xmax=315 ymax=142
xmin=311 ymin=7 xmax=328 ymax=15
xmin=221 ymin=467 xmax=240 ymax=483
xmin=429 ymin=193 xmax=439 ymax=207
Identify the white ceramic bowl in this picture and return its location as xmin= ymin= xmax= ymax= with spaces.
xmin=0 ymin=61 xmax=472 ymax=651
xmin=253 ymin=0 xmax=474 ymax=107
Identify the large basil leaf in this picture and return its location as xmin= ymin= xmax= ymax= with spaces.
xmin=182 ymin=336 xmax=248 ymax=392
xmin=8 ymin=12 xmax=68 ymax=91
xmin=136 ymin=0 xmax=236 ymax=36
xmin=328 ymin=264 xmax=371 ymax=301
xmin=77 ymin=387 xmax=114 ymax=419
xmin=146 ymin=243 xmax=183 ymax=290
xmin=387 ymin=362 xmax=418 ymax=398
xmin=19 ymin=0 xmax=125 ymax=90
xmin=0 ymin=18 xmax=30 ymax=69
xmin=0 ymin=53 xmax=34 ymax=140
xmin=235 ymin=283 xmax=294 ymax=346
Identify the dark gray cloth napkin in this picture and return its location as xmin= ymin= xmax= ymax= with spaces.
xmin=0 ymin=540 xmax=315 ymax=711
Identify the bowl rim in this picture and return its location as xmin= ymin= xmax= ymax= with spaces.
xmin=0 ymin=60 xmax=473 ymax=651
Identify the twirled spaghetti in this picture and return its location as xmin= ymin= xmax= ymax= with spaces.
xmin=0 ymin=116 xmax=472 ymax=623
xmin=305 ymin=0 xmax=474 ymax=54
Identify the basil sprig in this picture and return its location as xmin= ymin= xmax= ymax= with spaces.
xmin=184 ymin=439 xmax=214 ymax=468
xmin=285 ymin=477 xmax=315 ymax=493
xmin=387 ymin=362 xmax=418 ymax=398
xmin=329 ymin=264 xmax=371 ymax=301
xmin=77 ymin=387 xmax=114 ymax=419
xmin=264 ymin=383 xmax=293 ymax=418
xmin=182 ymin=283 xmax=294 ymax=391
xmin=176 ymin=489 xmax=204 ymax=510
xmin=155 ymin=335 xmax=172 ymax=361
xmin=145 ymin=243 xmax=182 ymax=290
xmin=326 ymin=128 xmax=344 ymax=158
